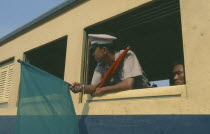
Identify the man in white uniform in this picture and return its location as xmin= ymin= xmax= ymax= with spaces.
xmin=70 ymin=34 xmax=149 ymax=96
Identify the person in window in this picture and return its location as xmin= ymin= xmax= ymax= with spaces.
xmin=70 ymin=34 xmax=149 ymax=97
xmin=170 ymin=60 xmax=186 ymax=85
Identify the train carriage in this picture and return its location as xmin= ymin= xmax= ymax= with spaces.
xmin=0 ymin=0 xmax=210 ymax=133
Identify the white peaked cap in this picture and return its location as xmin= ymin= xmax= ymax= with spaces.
xmin=88 ymin=34 xmax=117 ymax=44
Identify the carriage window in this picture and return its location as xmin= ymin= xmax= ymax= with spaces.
xmin=82 ymin=0 xmax=185 ymax=88
xmin=24 ymin=36 xmax=67 ymax=79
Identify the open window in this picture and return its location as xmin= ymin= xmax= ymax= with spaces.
xmin=83 ymin=0 xmax=184 ymax=88
xmin=24 ymin=36 xmax=67 ymax=80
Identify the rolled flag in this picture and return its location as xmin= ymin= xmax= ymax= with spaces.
xmin=98 ymin=46 xmax=131 ymax=88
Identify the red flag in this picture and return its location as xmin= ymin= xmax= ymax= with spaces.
xmin=98 ymin=46 xmax=131 ymax=88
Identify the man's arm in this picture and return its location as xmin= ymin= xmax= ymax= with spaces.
xmin=92 ymin=77 xmax=135 ymax=97
xmin=84 ymin=85 xmax=97 ymax=94
xmin=70 ymin=77 xmax=135 ymax=96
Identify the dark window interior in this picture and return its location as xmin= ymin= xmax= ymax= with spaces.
xmin=84 ymin=0 xmax=184 ymax=86
xmin=24 ymin=36 xmax=67 ymax=79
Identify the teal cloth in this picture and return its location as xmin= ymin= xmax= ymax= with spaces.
xmin=14 ymin=61 xmax=79 ymax=134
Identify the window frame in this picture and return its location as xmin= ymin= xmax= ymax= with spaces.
xmin=81 ymin=32 xmax=187 ymax=102
xmin=86 ymin=85 xmax=186 ymax=101
xmin=80 ymin=0 xmax=187 ymax=102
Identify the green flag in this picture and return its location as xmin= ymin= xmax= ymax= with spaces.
xmin=14 ymin=61 xmax=79 ymax=134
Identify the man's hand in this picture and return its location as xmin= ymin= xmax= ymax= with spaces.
xmin=69 ymin=82 xmax=83 ymax=93
xmin=69 ymin=82 xmax=97 ymax=94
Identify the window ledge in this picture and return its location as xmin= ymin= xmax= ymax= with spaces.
xmin=86 ymin=85 xmax=186 ymax=101
xmin=0 ymin=99 xmax=9 ymax=104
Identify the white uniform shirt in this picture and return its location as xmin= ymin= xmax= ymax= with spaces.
xmin=91 ymin=50 xmax=149 ymax=88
